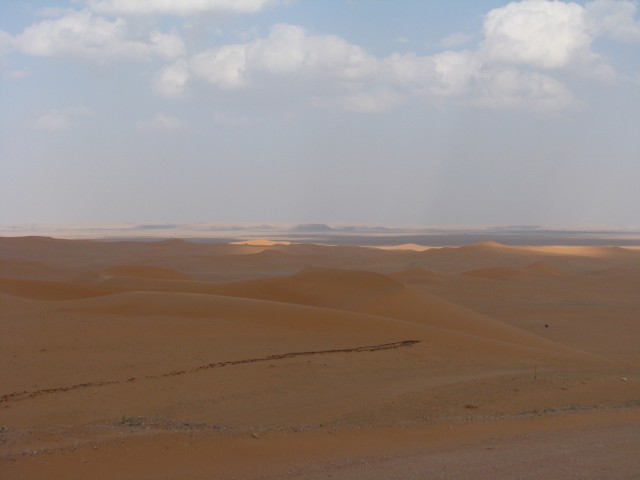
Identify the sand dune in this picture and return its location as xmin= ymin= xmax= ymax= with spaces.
xmin=523 ymin=261 xmax=566 ymax=276
xmin=102 ymin=264 xmax=191 ymax=280
xmin=0 ymin=258 xmax=64 ymax=279
xmin=462 ymin=261 xmax=566 ymax=279
xmin=207 ymin=267 xmax=404 ymax=309
xmin=0 ymin=277 xmax=121 ymax=300
xmin=389 ymin=267 xmax=447 ymax=284
xmin=355 ymin=287 xmax=582 ymax=356
xmin=1 ymin=236 xmax=639 ymax=480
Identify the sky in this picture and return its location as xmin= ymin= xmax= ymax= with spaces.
xmin=1 ymin=0 xmax=639 ymax=227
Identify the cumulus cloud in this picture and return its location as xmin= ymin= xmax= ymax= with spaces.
xmin=87 ymin=0 xmax=280 ymax=16
xmin=381 ymin=53 xmax=435 ymax=89
xmin=191 ymin=44 xmax=248 ymax=89
xmin=183 ymin=20 xmax=581 ymax=112
xmin=474 ymin=68 xmax=576 ymax=110
xmin=252 ymin=24 xmax=375 ymax=78
xmin=12 ymin=10 xmax=184 ymax=60
xmin=585 ymin=0 xmax=640 ymax=42
xmin=136 ymin=113 xmax=185 ymax=132
xmin=431 ymin=50 xmax=482 ymax=96
xmin=153 ymin=61 xmax=189 ymax=98
xmin=190 ymin=24 xmax=376 ymax=90
xmin=480 ymin=0 xmax=592 ymax=69
xmin=11 ymin=0 xmax=637 ymax=114
xmin=34 ymin=106 xmax=93 ymax=131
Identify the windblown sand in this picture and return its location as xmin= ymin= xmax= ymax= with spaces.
xmin=1 ymin=237 xmax=638 ymax=479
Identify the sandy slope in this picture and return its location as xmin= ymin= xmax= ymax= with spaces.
xmin=1 ymin=237 xmax=639 ymax=479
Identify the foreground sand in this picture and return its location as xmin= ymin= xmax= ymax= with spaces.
xmin=1 ymin=237 xmax=639 ymax=478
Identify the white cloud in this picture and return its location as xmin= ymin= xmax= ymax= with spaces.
xmin=189 ymin=24 xmax=377 ymax=89
xmin=585 ymin=0 xmax=640 ymax=42
xmin=13 ymin=10 xmax=185 ymax=61
xmin=153 ymin=61 xmax=189 ymax=98
xmin=185 ymin=21 xmax=586 ymax=112
xmin=34 ymin=106 xmax=93 ymax=131
xmin=191 ymin=44 xmax=248 ymax=89
xmin=439 ymin=32 xmax=475 ymax=49
xmin=431 ymin=50 xmax=482 ymax=95
xmin=87 ymin=0 xmax=280 ymax=16
xmin=382 ymin=52 xmax=436 ymax=88
xmin=474 ymin=68 xmax=576 ymax=110
xmin=247 ymin=24 xmax=309 ymax=75
xmin=136 ymin=113 xmax=185 ymax=132
xmin=481 ymin=0 xmax=592 ymax=69
xmin=253 ymin=24 xmax=375 ymax=78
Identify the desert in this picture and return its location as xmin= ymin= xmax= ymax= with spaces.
xmin=1 ymin=234 xmax=639 ymax=479
xmin=4 ymin=0 xmax=640 ymax=478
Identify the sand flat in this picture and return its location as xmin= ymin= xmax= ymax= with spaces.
xmin=1 ymin=237 xmax=639 ymax=479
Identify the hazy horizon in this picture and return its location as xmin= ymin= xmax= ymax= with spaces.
xmin=1 ymin=0 xmax=639 ymax=226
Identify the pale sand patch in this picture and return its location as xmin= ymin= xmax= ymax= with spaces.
xmin=370 ymin=243 xmax=436 ymax=251
xmin=229 ymin=239 xmax=291 ymax=246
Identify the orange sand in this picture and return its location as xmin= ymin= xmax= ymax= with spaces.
xmin=1 ymin=237 xmax=638 ymax=479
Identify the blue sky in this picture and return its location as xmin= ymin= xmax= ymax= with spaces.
xmin=1 ymin=0 xmax=639 ymax=226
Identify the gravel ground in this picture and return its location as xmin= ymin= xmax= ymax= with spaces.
xmin=277 ymin=422 xmax=640 ymax=480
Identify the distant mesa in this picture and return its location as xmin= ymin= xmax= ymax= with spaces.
xmin=290 ymin=224 xmax=334 ymax=232
xmin=133 ymin=224 xmax=181 ymax=230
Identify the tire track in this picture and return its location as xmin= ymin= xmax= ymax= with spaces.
xmin=1 ymin=340 xmax=419 ymax=403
